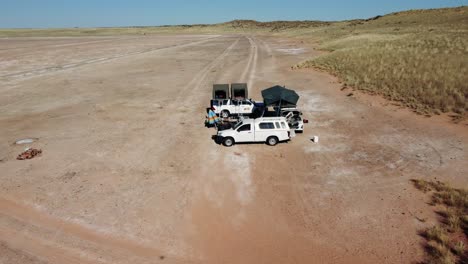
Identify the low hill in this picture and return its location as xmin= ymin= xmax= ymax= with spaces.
xmin=221 ymin=20 xmax=331 ymax=31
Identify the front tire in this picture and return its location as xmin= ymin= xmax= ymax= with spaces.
xmin=223 ymin=137 xmax=235 ymax=147
xmin=221 ymin=110 xmax=230 ymax=118
xmin=266 ymin=136 xmax=278 ymax=146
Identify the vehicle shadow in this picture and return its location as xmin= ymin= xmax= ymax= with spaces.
xmin=211 ymin=135 xmax=220 ymax=144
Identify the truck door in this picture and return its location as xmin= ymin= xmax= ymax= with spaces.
xmin=240 ymin=100 xmax=253 ymax=114
xmin=236 ymin=124 xmax=254 ymax=142
xmin=231 ymin=100 xmax=240 ymax=114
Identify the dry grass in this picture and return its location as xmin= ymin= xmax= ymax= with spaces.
xmin=296 ymin=7 xmax=468 ymax=117
xmin=424 ymin=226 xmax=450 ymax=244
xmin=454 ymin=241 xmax=466 ymax=256
xmin=222 ymin=20 xmax=330 ymax=32
xmin=446 ymin=210 xmax=462 ymax=233
xmin=425 ymin=240 xmax=455 ymax=264
xmin=411 ymin=179 xmax=468 ymax=264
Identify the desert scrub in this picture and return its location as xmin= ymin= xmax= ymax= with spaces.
xmin=295 ymin=7 xmax=468 ymax=116
xmin=299 ymin=33 xmax=467 ymax=115
xmin=411 ymin=180 xmax=468 ymax=264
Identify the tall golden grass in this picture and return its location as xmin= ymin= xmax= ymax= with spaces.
xmin=296 ymin=7 xmax=468 ymax=116
xmin=412 ymin=179 xmax=467 ymax=264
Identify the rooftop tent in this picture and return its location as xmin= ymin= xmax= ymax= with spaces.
xmin=231 ymin=83 xmax=248 ymax=99
xmin=213 ymin=84 xmax=230 ymax=99
xmin=261 ymin=85 xmax=299 ymax=107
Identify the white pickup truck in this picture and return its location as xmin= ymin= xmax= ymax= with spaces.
xmin=216 ymin=117 xmax=291 ymax=147
xmin=211 ymin=99 xmax=256 ymax=118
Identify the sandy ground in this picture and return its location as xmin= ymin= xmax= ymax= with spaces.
xmin=0 ymin=34 xmax=467 ymax=264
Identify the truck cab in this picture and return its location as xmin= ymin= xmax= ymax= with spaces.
xmin=216 ymin=117 xmax=291 ymax=147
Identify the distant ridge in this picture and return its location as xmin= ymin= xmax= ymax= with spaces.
xmin=221 ymin=19 xmax=331 ymax=31
xmin=0 ymin=6 xmax=465 ymax=36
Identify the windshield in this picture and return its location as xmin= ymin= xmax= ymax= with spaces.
xmin=233 ymin=121 xmax=243 ymax=130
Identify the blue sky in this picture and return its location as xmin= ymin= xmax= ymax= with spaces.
xmin=1 ymin=0 xmax=466 ymax=28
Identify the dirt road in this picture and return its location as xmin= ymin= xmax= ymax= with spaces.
xmin=0 ymin=34 xmax=466 ymax=264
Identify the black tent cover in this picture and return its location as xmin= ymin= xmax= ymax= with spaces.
xmin=261 ymin=85 xmax=299 ymax=106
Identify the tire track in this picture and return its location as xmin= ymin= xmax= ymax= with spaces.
xmin=0 ymin=197 xmax=190 ymax=264
xmin=0 ymin=36 xmax=221 ymax=82
xmin=115 ymin=36 xmax=243 ymax=261
xmin=239 ymin=36 xmax=255 ymax=82
xmin=247 ymin=37 xmax=259 ymax=89
xmin=152 ymin=36 xmax=242 ymax=172
xmin=176 ymin=37 xmax=241 ymax=101
xmin=1 ymin=228 xmax=98 ymax=264
xmin=178 ymin=36 xmax=264 ymax=263
xmin=146 ymin=36 xmax=241 ymax=159
xmin=0 ymin=37 xmax=124 ymax=51
xmin=0 ymin=37 xmax=240 ymax=264
xmin=240 ymin=36 xmax=258 ymax=88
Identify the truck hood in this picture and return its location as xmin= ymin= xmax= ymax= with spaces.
xmin=218 ymin=128 xmax=235 ymax=137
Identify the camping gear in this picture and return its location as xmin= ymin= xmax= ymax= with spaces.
xmin=213 ymin=84 xmax=230 ymax=99
xmin=261 ymin=85 xmax=299 ymax=107
xmin=15 ymin=138 xmax=37 ymax=145
xmin=17 ymin=148 xmax=42 ymax=160
xmin=231 ymin=83 xmax=248 ymax=99
xmin=207 ymin=109 xmax=220 ymax=126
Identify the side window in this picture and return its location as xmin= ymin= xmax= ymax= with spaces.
xmin=223 ymin=100 xmax=229 ymax=105
xmin=259 ymin=123 xmax=275 ymax=129
xmin=237 ymin=124 xmax=251 ymax=132
xmin=275 ymin=122 xmax=280 ymax=129
xmin=280 ymin=122 xmax=286 ymax=129
xmin=231 ymin=100 xmax=238 ymax=106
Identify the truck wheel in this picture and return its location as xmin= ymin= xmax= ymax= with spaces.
xmin=266 ymin=136 xmax=278 ymax=146
xmin=221 ymin=110 xmax=230 ymax=118
xmin=223 ymin=137 xmax=235 ymax=147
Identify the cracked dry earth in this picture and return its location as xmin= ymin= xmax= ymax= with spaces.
xmin=0 ymin=34 xmax=467 ymax=264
